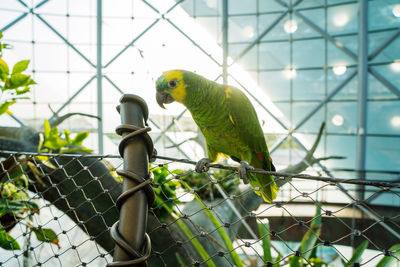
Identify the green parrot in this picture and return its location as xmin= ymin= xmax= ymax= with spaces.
xmin=155 ymin=69 xmax=278 ymax=202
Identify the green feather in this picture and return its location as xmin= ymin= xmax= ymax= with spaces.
xmin=161 ymin=70 xmax=278 ymax=202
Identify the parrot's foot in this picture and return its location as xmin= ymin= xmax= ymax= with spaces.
xmin=195 ymin=158 xmax=213 ymax=173
xmin=239 ymin=160 xmax=253 ymax=184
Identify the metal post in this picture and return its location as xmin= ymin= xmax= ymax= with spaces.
xmin=108 ymin=94 xmax=155 ymax=266
xmin=97 ymin=0 xmax=104 ymax=154
xmin=222 ymin=0 xmax=228 ymax=84
xmin=356 ymin=0 xmax=368 ymax=200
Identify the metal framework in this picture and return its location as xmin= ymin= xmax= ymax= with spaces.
xmin=1 ymin=0 xmax=399 ymax=196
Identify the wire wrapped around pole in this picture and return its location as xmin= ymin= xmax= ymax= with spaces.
xmin=108 ymin=94 xmax=155 ymax=267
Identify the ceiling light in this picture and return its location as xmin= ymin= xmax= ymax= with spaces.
xmin=393 ymin=4 xmax=400 ymax=17
xmin=391 ymin=115 xmax=400 ymax=128
xmin=283 ymin=67 xmax=297 ymax=79
xmin=242 ymin=25 xmax=254 ymax=39
xmin=332 ymin=114 xmax=344 ymax=126
xmin=333 ymin=65 xmax=347 ymax=76
xmin=205 ymin=0 xmax=218 ymax=9
xmin=390 ymin=60 xmax=400 ymax=72
xmin=333 ymin=12 xmax=350 ymax=27
xmin=284 ymin=20 xmax=298 ymax=34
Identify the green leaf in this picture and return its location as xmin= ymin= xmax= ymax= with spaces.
xmin=345 ymin=240 xmax=369 ymax=266
xmin=0 ymin=229 xmax=21 ymax=250
xmin=309 ymin=257 xmax=324 ymax=267
xmin=37 ymin=133 xmax=44 ymax=152
xmin=71 ymin=131 xmax=90 ymax=146
xmin=12 ymin=60 xmax=29 ymax=74
xmin=180 ymin=180 xmax=243 ymax=267
xmin=64 ymin=129 xmax=71 ymax=144
xmin=274 ymin=253 xmax=282 ymax=266
xmin=5 ymin=73 xmax=31 ymax=89
xmin=258 ymin=222 xmax=273 ymax=263
xmin=155 ymin=195 xmax=215 ymax=267
xmin=16 ymin=86 xmax=30 ymax=95
xmin=32 ymin=227 xmax=60 ymax=249
xmin=290 ymin=205 xmax=322 ymax=267
xmin=43 ymin=119 xmax=50 ymax=139
xmin=44 ymin=137 xmax=67 ymax=150
xmin=0 ymin=57 xmax=9 ymax=81
xmin=300 ymin=206 xmax=322 ymax=260
xmin=376 ymin=244 xmax=400 ymax=267
xmin=0 ymin=199 xmax=39 ymax=215
xmin=289 ymin=255 xmax=302 ymax=267
xmin=0 ymin=100 xmax=16 ymax=116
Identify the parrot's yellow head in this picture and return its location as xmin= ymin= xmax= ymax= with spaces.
xmin=155 ymin=70 xmax=188 ymax=109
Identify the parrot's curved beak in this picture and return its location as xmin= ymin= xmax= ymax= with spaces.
xmin=156 ymin=86 xmax=175 ymax=109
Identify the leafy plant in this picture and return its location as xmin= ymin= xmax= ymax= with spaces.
xmin=151 ymin=164 xmax=181 ymax=221
xmin=0 ymin=155 xmax=59 ymax=251
xmin=180 ymin=179 xmax=243 ymax=267
xmin=150 ymin=165 xmax=215 ymax=266
xmin=258 ymin=221 xmax=281 ymax=266
xmin=0 ymin=32 xmax=35 ymax=116
xmin=0 ymin=34 xmax=90 ymax=253
xmin=176 ymin=169 xmax=240 ymax=200
xmin=38 ymin=119 xmax=92 ymax=154
xmin=376 ymin=244 xmax=400 ymax=267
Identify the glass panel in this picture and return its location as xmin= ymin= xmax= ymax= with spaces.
xmin=259 ymin=42 xmax=290 ymax=69
xmin=326 ymin=101 xmax=357 ymax=134
xmin=229 ymin=43 xmax=257 ymax=70
xmin=259 ymin=71 xmax=290 ymax=101
xmin=296 ymin=0 xmax=324 ymax=9
xmin=368 ymin=72 xmax=399 ymax=100
xmin=228 ymin=0 xmax=256 ymax=15
xmin=326 ymin=135 xmax=356 ymax=169
xmin=258 ymin=1 xmax=286 ymax=13
xmin=293 ymin=70 xmax=326 ymax=101
xmin=295 ymin=8 xmax=325 ymax=37
xmin=366 ymin=137 xmax=400 ymax=172
xmin=229 ymin=15 xmax=257 ymax=42
xmin=293 ymin=39 xmax=325 ymax=68
xmin=34 ymin=43 xmax=68 ymax=71
xmin=292 ymin=102 xmax=324 ymax=132
xmin=327 ymin=3 xmax=358 ymax=34
xmin=367 ymin=101 xmax=400 ymax=135
xmin=368 ymin=0 xmax=400 ymax=31
xmin=259 ymin=13 xmax=290 ymax=41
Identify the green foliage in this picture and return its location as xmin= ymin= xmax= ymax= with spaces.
xmin=258 ymin=221 xmax=277 ymax=265
xmin=38 ymin=119 xmax=93 ymax=154
xmin=344 ymin=240 xmax=369 ymax=267
xmin=151 ymin=165 xmax=181 ymax=221
xmin=180 ymin=179 xmax=243 ymax=267
xmin=0 ymin=155 xmax=60 ymax=251
xmin=0 ymin=32 xmax=35 ymax=116
xmin=376 ymin=244 xmax=400 ymax=267
xmin=289 ymin=205 xmax=323 ymax=267
xmin=32 ymin=227 xmax=60 ymax=249
xmin=176 ymin=169 xmax=240 ymax=200
xmin=0 ymin=228 xmax=20 ymax=250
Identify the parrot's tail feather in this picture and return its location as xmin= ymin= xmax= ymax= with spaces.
xmin=250 ymin=174 xmax=278 ymax=203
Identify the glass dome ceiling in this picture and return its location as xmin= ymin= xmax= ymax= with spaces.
xmin=0 ymin=0 xmax=399 ymax=204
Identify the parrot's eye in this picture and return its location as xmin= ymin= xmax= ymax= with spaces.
xmin=168 ymin=80 xmax=178 ymax=89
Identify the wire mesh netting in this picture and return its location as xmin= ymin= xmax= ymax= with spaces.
xmin=1 ymin=151 xmax=399 ymax=266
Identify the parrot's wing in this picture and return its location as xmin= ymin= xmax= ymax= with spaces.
xmin=226 ymin=86 xmax=268 ymax=155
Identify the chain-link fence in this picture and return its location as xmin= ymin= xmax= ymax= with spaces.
xmin=1 ymin=150 xmax=399 ymax=266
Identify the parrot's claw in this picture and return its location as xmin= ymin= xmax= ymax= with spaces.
xmin=239 ymin=160 xmax=253 ymax=184
xmin=195 ymin=158 xmax=213 ymax=173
